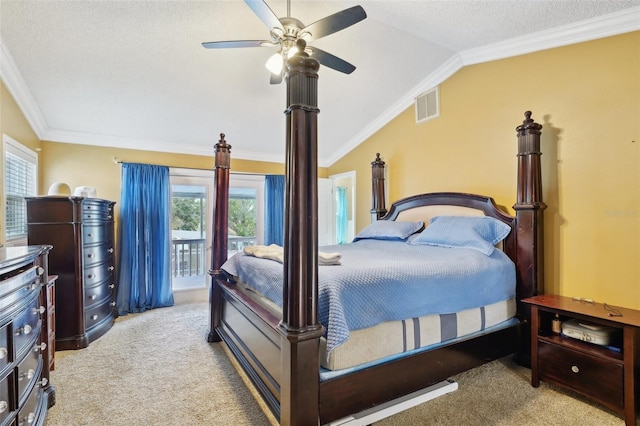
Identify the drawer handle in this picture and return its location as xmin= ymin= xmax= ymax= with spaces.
xmin=87 ymin=274 xmax=94 ymax=279
xmin=87 ymin=233 xmax=93 ymax=237
xmin=91 ymin=315 xmax=99 ymax=321
xmin=108 ymin=248 xmax=114 ymax=254
xmin=0 ymin=348 xmax=7 ymax=359
xmin=571 ymin=365 xmax=580 ymax=374
xmin=109 ymin=284 xmax=115 ymax=289
xmin=87 ymin=253 xmax=94 ymax=258
xmin=33 ymin=306 xmax=45 ymax=315
xmin=36 ymin=267 xmax=45 ymax=276
xmin=19 ymin=369 xmax=35 ymax=381
xmin=108 ymin=266 xmax=115 ymax=271
xmin=0 ymin=401 xmax=6 ymax=413
xmin=34 ymin=342 xmax=47 ymax=353
xmin=19 ymin=412 xmax=36 ymax=425
xmin=16 ymin=324 xmax=32 ymax=336
xmin=90 ymin=294 xmax=97 ymax=300
xmin=38 ymin=377 xmax=48 ymax=388
xmin=111 ymin=301 xmax=116 ymax=307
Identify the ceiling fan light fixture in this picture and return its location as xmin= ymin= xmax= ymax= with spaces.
xmin=265 ymin=52 xmax=284 ymax=74
xmin=286 ymin=47 xmax=297 ymax=59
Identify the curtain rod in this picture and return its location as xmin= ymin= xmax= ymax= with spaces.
xmin=111 ymin=157 xmax=266 ymax=176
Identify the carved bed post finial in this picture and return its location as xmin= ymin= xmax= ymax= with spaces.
xmin=208 ymin=132 xmax=232 ymax=343
xmin=371 ymin=153 xmax=387 ymax=221
xmin=513 ymin=110 xmax=546 ymax=333
xmin=214 ymin=133 xmax=231 ymax=169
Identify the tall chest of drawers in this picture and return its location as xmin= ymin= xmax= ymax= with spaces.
xmin=0 ymin=245 xmax=54 ymax=425
xmin=26 ymin=197 xmax=117 ymax=350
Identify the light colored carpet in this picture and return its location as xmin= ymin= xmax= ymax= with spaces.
xmin=46 ymin=302 xmax=629 ymax=425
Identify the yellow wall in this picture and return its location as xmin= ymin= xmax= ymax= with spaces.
xmin=1 ymin=81 xmax=42 ymax=245
xmin=329 ymin=32 xmax=640 ymax=310
xmin=38 ymin=142 xmax=289 ymax=240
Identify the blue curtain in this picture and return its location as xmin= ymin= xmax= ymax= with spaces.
xmin=264 ymin=174 xmax=285 ymax=246
xmin=117 ymin=163 xmax=174 ymax=315
xmin=336 ymin=186 xmax=348 ymax=244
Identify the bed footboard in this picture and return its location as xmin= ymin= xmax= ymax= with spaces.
xmin=214 ymin=279 xmax=282 ymax=419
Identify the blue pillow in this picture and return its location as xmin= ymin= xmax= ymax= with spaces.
xmin=353 ymin=220 xmax=424 ymax=242
xmin=409 ymin=216 xmax=511 ymax=255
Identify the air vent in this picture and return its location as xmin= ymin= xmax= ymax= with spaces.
xmin=415 ymin=87 xmax=439 ymax=123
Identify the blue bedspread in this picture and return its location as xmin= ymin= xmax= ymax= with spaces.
xmin=221 ymin=239 xmax=515 ymax=354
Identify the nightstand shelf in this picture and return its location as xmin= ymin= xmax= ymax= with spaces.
xmin=523 ymin=295 xmax=640 ymax=426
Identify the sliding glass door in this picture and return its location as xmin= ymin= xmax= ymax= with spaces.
xmin=170 ymin=173 xmax=212 ymax=291
xmin=228 ymin=174 xmax=264 ymax=256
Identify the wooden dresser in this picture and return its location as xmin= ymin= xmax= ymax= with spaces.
xmin=26 ymin=197 xmax=117 ymax=350
xmin=0 ymin=245 xmax=55 ymax=425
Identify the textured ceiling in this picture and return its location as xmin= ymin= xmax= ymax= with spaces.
xmin=1 ymin=1 xmax=639 ymax=166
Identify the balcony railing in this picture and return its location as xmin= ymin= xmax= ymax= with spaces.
xmin=170 ymin=236 xmax=257 ymax=279
xmin=171 ymin=238 xmax=206 ymax=278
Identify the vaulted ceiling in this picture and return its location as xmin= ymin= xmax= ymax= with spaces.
xmin=1 ymin=1 xmax=639 ymax=166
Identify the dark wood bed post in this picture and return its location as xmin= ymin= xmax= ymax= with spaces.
xmin=370 ymin=153 xmax=387 ymax=221
xmin=207 ymin=133 xmax=231 ymax=343
xmin=279 ymin=39 xmax=325 ymax=425
xmin=513 ymin=111 xmax=546 ymax=362
xmin=514 ymin=111 xmax=545 ymax=301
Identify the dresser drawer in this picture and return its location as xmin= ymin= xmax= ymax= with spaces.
xmin=84 ymin=300 xmax=114 ymax=331
xmin=0 ymin=370 xmax=12 ymax=425
xmin=0 ymin=324 xmax=11 ymax=376
xmin=84 ymin=282 xmax=114 ymax=309
xmin=82 ymin=224 xmax=110 ymax=246
xmin=84 ymin=263 xmax=114 ymax=287
xmin=16 ymin=375 xmax=43 ymax=426
xmin=538 ymin=340 xmax=624 ymax=409
xmin=16 ymin=348 xmax=41 ymax=404
xmin=82 ymin=201 xmax=112 ymax=222
xmin=0 ymin=266 xmax=42 ymax=313
xmin=83 ymin=243 xmax=113 ymax=267
xmin=13 ymin=295 xmax=42 ymax=358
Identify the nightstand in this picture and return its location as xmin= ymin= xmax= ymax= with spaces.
xmin=523 ymin=295 xmax=640 ymax=425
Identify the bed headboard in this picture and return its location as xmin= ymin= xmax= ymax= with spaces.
xmin=370 ymin=111 xmax=545 ymax=315
xmin=383 ymin=192 xmax=515 ymax=253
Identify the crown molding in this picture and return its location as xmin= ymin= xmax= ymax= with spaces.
xmin=325 ymin=6 xmax=640 ymax=166
xmin=459 ymin=7 xmax=640 ymax=65
xmin=42 ymin=127 xmax=288 ymax=164
xmin=43 ymin=128 xmax=212 ymax=156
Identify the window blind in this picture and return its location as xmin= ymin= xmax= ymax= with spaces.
xmin=3 ymin=136 xmax=37 ymax=241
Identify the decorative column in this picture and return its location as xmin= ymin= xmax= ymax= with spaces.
xmin=370 ymin=153 xmax=387 ymax=221
xmin=279 ymin=39 xmax=324 ymax=426
xmin=207 ymin=133 xmax=231 ymax=343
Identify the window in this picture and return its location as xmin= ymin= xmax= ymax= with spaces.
xmin=3 ymin=135 xmax=38 ymax=245
xmin=228 ymin=174 xmax=264 ymax=255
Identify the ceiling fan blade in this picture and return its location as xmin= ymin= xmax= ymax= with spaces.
xmin=202 ymin=40 xmax=273 ymax=49
xmin=307 ymin=47 xmax=356 ymax=74
xmin=302 ymin=5 xmax=367 ymax=41
xmin=245 ymin=0 xmax=284 ymax=33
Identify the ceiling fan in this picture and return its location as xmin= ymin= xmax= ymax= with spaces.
xmin=202 ymin=0 xmax=367 ymax=84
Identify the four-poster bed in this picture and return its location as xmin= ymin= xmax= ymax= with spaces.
xmin=207 ymin=42 xmax=545 ymax=425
